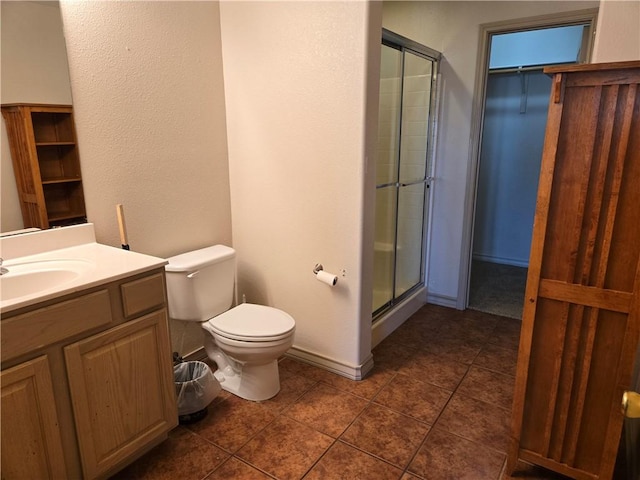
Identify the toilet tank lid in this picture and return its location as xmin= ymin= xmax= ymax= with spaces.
xmin=165 ymin=245 xmax=235 ymax=273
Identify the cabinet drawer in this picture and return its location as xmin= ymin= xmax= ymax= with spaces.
xmin=1 ymin=290 xmax=112 ymax=362
xmin=120 ymin=273 xmax=166 ymax=318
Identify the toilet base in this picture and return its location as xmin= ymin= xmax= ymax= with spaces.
xmin=215 ymin=360 xmax=280 ymax=401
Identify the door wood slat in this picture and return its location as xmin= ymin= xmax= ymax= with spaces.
xmin=538 ymin=280 xmax=632 ymax=313
xmin=549 ymin=84 xmax=615 ymax=460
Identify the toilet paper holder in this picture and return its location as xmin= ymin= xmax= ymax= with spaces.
xmin=313 ymin=263 xmax=338 ymax=286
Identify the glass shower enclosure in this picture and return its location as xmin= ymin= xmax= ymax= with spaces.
xmin=373 ymin=30 xmax=440 ymax=317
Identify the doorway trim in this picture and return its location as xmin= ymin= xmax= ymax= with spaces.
xmin=458 ymin=8 xmax=599 ymax=310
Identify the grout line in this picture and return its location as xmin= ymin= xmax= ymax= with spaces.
xmin=298 ymin=437 xmax=341 ymax=479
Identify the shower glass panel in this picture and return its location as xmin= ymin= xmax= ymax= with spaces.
xmin=396 ymin=53 xmax=433 ymax=299
xmin=377 ymin=45 xmax=403 ymax=187
xmin=373 ymin=30 xmax=440 ymax=317
xmin=373 ymin=43 xmax=403 ymax=313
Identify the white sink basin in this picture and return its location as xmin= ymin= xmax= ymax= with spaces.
xmin=0 ymin=260 xmax=94 ymax=302
xmin=0 ymin=224 xmax=167 ymax=314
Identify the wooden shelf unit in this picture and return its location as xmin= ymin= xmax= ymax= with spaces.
xmin=1 ymin=104 xmax=87 ymax=229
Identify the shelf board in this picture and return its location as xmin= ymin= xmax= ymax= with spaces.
xmin=36 ymin=142 xmax=76 ymax=147
xmin=42 ymin=177 xmax=82 ymax=185
xmin=47 ymin=211 xmax=86 ymax=222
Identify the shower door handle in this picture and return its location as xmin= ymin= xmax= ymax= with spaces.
xmin=400 ymin=177 xmax=434 ymax=187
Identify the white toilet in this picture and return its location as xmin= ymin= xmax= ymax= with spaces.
xmin=165 ymin=245 xmax=295 ymax=401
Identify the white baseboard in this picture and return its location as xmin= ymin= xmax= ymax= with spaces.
xmin=426 ymin=291 xmax=459 ymax=309
xmin=285 ymin=346 xmax=374 ymax=381
xmin=184 ymin=345 xmax=373 ymax=381
xmin=472 ymin=253 xmax=529 ymax=268
xmin=371 ymin=286 xmax=427 ymax=349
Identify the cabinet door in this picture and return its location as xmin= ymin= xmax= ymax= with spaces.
xmin=64 ymin=310 xmax=177 ymax=479
xmin=1 ymin=356 xmax=67 ymax=479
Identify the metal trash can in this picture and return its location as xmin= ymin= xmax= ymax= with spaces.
xmin=173 ymin=360 xmax=220 ymax=424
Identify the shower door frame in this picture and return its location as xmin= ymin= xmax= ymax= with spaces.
xmin=373 ymin=29 xmax=441 ymax=319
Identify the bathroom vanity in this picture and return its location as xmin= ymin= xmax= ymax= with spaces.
xmin=0 ymin=225 xmax=177 ymax=479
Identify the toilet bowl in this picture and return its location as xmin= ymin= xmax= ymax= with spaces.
xmin=165 ymin=246 xmax=296 ymax=402
xmin=202 ymin=303 xmax=295 ymax=401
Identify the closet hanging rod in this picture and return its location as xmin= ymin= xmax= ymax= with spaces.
xmin=488 ymin=65 xmax=545 ymax=75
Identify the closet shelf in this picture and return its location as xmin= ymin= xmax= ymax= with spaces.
xmin=42 ymin=177 xmax=82 ymax=185
xmin=36 ymin=142 xmax=76 ymax=147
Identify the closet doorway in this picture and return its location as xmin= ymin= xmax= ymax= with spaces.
xmin=467 ymin=13 xmax=597 ymax=319
xmin=373 ymin=29 xmax=440 ymax=318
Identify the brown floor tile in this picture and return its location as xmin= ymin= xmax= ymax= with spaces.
xmin=374 ymin=373 xmax=452 ymax=424
xmin=401 ymin=473 xmax=422 ymax=480
xmin=111 ymin=426 xmax=228 ymax=480
xmin=320 ymin=366 xmax=396 ymax=400
xmin=279 ymin=357 xmax=333 ymax=382
xmin=435 ymin=393 xmax=510 ymax=453
xmin=340 ymin=403 xmax=430 ymax=469
xmin=423 ymin=336 xmax=484 ymax=365
xmin=457 ymin=366 xmax=515 ymax=410
xmin=396 ymin=349 xmax=469 ymax=391
xmin=285 ymin=383 xmax=368 ymax=437
xmin=437 ymin=314 xmax=499 ymax=344
xmin=304 ymin=441 xmax=403 ymax=479
xmin=474 ymin=342 xmax=519 ymax=377
xmin=488 ymin=318 xmax=522 ymax=351
xmin=206 ymin=457 xmax=273 ymax=479
xmin=412 ymin=303 xmax=460 ymax=325
xmin=186 ymin=394 xmax=276 ymax=452
xmin=372 ymin=341 xmax=417 ymax=372
xmin=259 ymin=371 xmax=317 ymax=413
xmin=408 ymin=428 xmax=505 ymax=480
xmin=384 ymin=317 xmax=442 ymax=350
xmin=237 ymin=416 xmax=333 ymax=480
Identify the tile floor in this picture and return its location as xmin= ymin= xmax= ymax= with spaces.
xmin=112 ymin=304 xmax=572 ymax=480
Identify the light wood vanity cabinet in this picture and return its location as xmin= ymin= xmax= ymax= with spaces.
xmin=0 ymin=356 xmax=67 ymax=479
xmin=0 ymin=269 xmax=177 ymax=479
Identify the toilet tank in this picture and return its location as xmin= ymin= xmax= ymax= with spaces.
xmin=165 ymin=245 xmax=236 ymax=321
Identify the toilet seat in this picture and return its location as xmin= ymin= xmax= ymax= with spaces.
xmin=207 ymin=303 xmax=295 ymax=342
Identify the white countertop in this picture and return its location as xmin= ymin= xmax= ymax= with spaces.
xmin=0 ymin=224 xmax=167 ymax=314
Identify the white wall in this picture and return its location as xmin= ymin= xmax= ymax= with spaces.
xmin=1 ymin=1 xmax=73 ymax=232
xmin=592 ymin=0 xmax=640 ymax=62
xmin=59 ymin=1 xmax=232 ymax=355
xmin=219 ymin=1 xmax=381 ymax=376
xmin=382 ymin=1 xmax=599 ymax=307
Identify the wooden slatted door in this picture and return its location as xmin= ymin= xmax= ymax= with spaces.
xmin=508 ymin=62 xmax=640 ymax=480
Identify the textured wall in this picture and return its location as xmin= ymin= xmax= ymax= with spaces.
xmin=592 ymin=0 xmax=640 ymax=62
xmin=220 ymin=1 xmax=381 ymax=371
xmin=60 ymin=1 xmax=232 ymax=355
